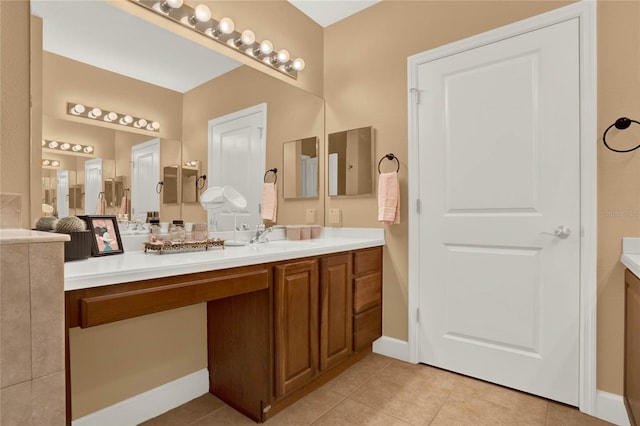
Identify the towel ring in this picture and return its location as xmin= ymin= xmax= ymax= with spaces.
xmin=603 ymin=117 xmax=640 ymax=153
xmin=378 ymin=153 xmax=400 ymax=174
xmin=264 ymin=168 xmax=278 ymax=184
xmin=98 ymin=191 xmax=104 ymax=199
xmin=196 ymin=175 xmax=207 ymax=190
xmin=156 ymin=181 xmax=163 ymax=194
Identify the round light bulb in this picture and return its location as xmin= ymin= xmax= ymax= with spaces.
xmin=60 ymin=143 xmax=71 ymax=150
xmin=104 ymin=112 xmax=118 ymax=122
xmin=166 ymin=0 xmax=183 ymax=8
xmin=120 ymin=115 xmax=133 ymax=125
xmin=83 ymin=146 xmax=94 ymax=154
xmin=218 ymin=17 xmax=235 ymax=34
xmin=151 ymin=121 xmax=160 ymax=130
xmin=277 ymin=49 xmax=290 ymax=64
xmin=71 ymin=104 xmax=85 ymax=115
xmin=51 ymin=160 xmax=60 ymax=167
xmin=259 ymin=40 xmax=273 ymax=55
xmin=240 ymin=29 xmax=255 ymax=45
xmin=194 ymin=4 xmax=211 ymax=22
xmin=48 ymin=141 xmax=58 ymax=149
xmin=292 ymin=58 xmax=305 ymax=71
xmin=72 ymin=144 xmax=82 ymax=152
xmin=41 ymin=139 xmax=46 ymax=147
xmin=42 ymin=160 xmax=50 ymax=166
xmin=88 ymin=107 xmax=102 ymax=118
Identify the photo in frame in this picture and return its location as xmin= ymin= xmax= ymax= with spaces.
xmin=79 ymin=215 xmax=124 ymax=256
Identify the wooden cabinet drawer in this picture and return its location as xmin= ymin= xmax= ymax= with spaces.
xmin=77 ymin=268 xmax=269 ymax=328
xmin=353 ymin=272 xmax=381 ymax=314
xmin=353 ymin=247 xmax=382 ymax=276
xmin=353 ymin=306 xmax=382 ymax=351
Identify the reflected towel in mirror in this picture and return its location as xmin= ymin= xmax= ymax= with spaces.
xmin=261 ymin=183 xmax=277 ymax=222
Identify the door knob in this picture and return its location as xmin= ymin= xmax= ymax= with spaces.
xmin=541 ymin=226 xmax=571 ymax=239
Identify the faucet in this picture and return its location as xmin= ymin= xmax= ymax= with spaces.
xmin=249 ymin=225 xmax=273 ymax=244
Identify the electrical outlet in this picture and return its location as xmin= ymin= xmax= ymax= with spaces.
xmin=328 ymin=208 xmax=341 ymax=226
xmin=305 ymin=208 xmax=316 ymax=224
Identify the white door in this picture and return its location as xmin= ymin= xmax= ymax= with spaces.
xmin=131 ymin=139 xmax=160 ymax=221
xmin=417 ymin=19 xmax=580 ymax=405
xmin=56 ymin=169 xmax=69 ymax=218
xmin=208 ymin=104 xmax=266 ymax=228
xmin=85 ymin=158 xmax=103 ymax=215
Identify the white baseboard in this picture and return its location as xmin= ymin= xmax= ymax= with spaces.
xmin=595 ymin=390 xmax=630 ymax=426
xmin=72 ymin=369 xmax=209 ymax=426
xmin=372 ymin=336 xmax=410 ymax=363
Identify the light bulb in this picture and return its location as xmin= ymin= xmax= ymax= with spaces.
xmin=292 ymin=58 xmax=305 ymax=71
xmin=134 ymin=118 xmax=148 ymax=128
xmin=88 ymin=107 xmax=102 ymax=118
xmin=277 ymin=49 xmax=290 ymax=64
xmin=41 ymin=139 xmax=46 ymax=147
xmin=70 ymin=104 xmax=85 ymax=115
xmin=120 ymin=115 xmax=133 ymax=125
xmin=154 ymin=0 xmax=183 ymax=13
xmin=235 ymin=29 xmax=255 ymax=47
xmin=51 ymin=160 xmax=60 ymax=167
xmin=83 ymin=146 xmax=94 ymax=154
xmin=72 ymin=144 xmax=82 ymax=152
xmin=104 ymin=112 xmax=118 ymax=122
xmin=259 ymin=40 xmax=273 ymax=55
xmin=42 ymin=160 xmax=50 ymax=166
xmin=218 ymin=17 xmax=234 ymax=34
xmin=60 ymin=143 xmax=71 ymax=150
xmin=147 ymin=121 xmax=160 ymax=131
xmin=48 ymin=141 xmax=58 ymax=149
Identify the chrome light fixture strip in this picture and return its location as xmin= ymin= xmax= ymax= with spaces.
xmin=130 ymin=0 xmax=302 ymax=79
xmin=66 ymin=103 xmax=160 ymax=133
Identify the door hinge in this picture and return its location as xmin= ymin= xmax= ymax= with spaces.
xmin=257 ymin=127 xmax=264 ymax=139
xmin=410 ymin=88 xmax=420 ymax=104
xmin=416 ymin=199 xmax=421 ymax=214
xmin=416 ymin=308 xmax=420 ymax=323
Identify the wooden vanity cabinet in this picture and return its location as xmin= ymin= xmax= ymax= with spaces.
xmin=273 ymin=259 xmax=319 ymax=398
xmin=353 ymin=247 xmax=383 ymax=350
xmin=625 ymin=269 xmax=640 ymax=426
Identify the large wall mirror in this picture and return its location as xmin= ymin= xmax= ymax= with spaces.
xmin=30 ymin=0 xmax=325 ymax=227
xmin=283 ymin=137 xmax=319 ymax=199
xmin=328 ymin=126 xmax=374 ymax=197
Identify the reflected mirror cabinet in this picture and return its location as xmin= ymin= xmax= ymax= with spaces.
xmin=328 ymin=126 xmax=374 ymax=197
xmin=283 ymin=137 xmax=319 ymax=199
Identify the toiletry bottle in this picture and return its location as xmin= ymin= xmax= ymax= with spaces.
xmin=170 ymin=220 xmax=186 ymax=242
xmin=148 ymin=218 xmax=161 ymax=243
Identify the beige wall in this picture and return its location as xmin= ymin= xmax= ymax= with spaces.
xmin=325 ymin=0 xmax=640 ymax=396
xmin=1 ymin=0 xmax=31 ymax=229
xmin=181 ymin=65 xmax=325 ymax=226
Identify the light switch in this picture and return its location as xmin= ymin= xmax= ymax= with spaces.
xmin=328 ymin=208 xmax=341 ymax=226
xmin=305 ymin=208 xmax=316 ymax=224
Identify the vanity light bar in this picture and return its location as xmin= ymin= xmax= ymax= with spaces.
xmin=67 ymin=102 xmax=160 ymax=133
xmin=130 ymin=0 xmax=305 ymax=79
xmin=42 ymin=159 xmax=61 ymax=168
xmin=42 ymin=139 xmax=95 ymax=154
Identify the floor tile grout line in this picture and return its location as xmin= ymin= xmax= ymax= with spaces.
xmin=427 ymin=386 xmax=455 ymax=425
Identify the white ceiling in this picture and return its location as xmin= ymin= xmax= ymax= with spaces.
xmin=287 ymin=0 xmax=381 ymax=27
xmin=31 ymin=1 xmax=241 ymax=93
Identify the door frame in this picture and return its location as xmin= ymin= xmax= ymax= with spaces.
xmin=407 ymin=1 xmax=597 ymax=415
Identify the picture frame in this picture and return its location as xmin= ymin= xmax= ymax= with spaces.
xmin=79 ymin=215 xmax=124 ymax=256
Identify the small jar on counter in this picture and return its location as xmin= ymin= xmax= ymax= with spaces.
xmin=169 ymin=220 xmax=186 ymax=242
xmin=192 ymin=223 xmax=208 ymax=241
xmin=148 ymin=218 xmax=161 ymax=243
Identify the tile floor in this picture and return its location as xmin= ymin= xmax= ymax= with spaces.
xmin=141 ymin=353 xmax=613 ymax=426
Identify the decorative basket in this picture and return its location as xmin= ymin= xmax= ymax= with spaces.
xmin=64 ymin=230 xmax=92 ymax=261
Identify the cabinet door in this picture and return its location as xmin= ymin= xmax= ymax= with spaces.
xmin=320 ymin=253 xmax=353 ymax=371
xmin=626 ymin=270 xmax=640 ymax=426
xmin=274 ymin=260 xmax=319 ymax=398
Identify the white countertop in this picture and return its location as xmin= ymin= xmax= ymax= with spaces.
xmin=621 ymin=237 xmax=640 ymax=279
xmin=64 ymin=228 xmax=384 ymax=291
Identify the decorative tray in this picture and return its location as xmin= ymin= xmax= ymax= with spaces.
xmin=143 ymin=239 xmax=225 ymax=254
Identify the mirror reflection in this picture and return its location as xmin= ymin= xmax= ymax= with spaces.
xmin=31 ymin=0 xmax=325 ymax=227
xmin=328 ymin=126 xmax=374 ymax=197
xmin=283 ymin=137 xmax=319 ymax=199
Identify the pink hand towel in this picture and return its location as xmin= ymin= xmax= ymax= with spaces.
xmin=378 ymin=172 xmax=400 ymax=224
xmin=261 ymin=183 xmax=277 ymax=222
xmin=96 ymin=193 xmax=106 ymax=215
xmin=119 ymin=194 xmax=128 ymax=215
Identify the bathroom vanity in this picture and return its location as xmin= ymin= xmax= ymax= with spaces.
xmin=64 ymin=229 xmax=384 ymax=423
xmin=620 ymin=239 xmax=640 ymax=426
